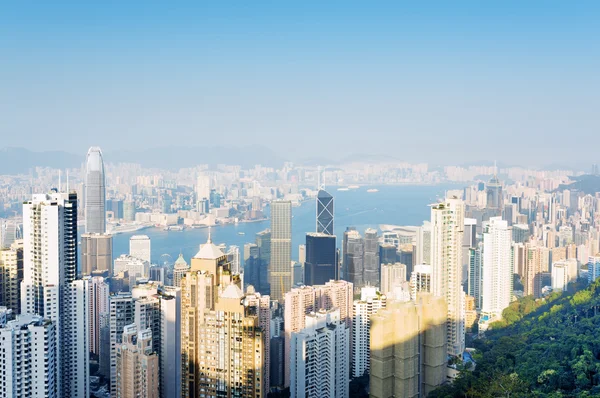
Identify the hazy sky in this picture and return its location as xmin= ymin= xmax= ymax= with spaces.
xmin=1 ymin=1 xmax=599 ymax=165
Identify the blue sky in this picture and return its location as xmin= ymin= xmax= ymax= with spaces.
xmin=1 ymin=1 xmax=599 ymax=165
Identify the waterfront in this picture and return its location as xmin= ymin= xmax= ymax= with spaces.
xmin=111 ymin=184 xmax=456 ymax=266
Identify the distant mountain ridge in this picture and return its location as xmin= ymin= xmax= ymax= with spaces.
xmin=0 ymin=147 xmax=83 ymax=175
xmin=0 ymin=146 xmax=287 ymax=174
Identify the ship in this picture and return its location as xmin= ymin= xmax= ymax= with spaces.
xmin=367 ymin=188 xmax=379 ymax=193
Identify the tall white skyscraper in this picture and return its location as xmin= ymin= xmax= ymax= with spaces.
xmin=270 ymin=200 xmax=292 ymax=302
xmin=0 ymin=314 xmax=58 ymax=398
xmin=21 ymin=191 xmax=89 ymax=397
xmin=290 ymin=309 xmax=349 ymax=398
xmin=85 ymin=146 xmax=106 ymax=234
xmin=129 ymin=235 xmax=151 ymax=263
xmin=430 ymin=197 xmax=465 ymax=357
xmin=481 ymin=217 xmax=512 ymax=319
xmin=196 ymin=174 xmax=212 ymax=201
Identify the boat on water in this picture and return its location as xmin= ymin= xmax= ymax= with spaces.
xmin=238 ymin=232 xmax=246 ymax=235
xmin=367 ymin=188 xmax=379 ymax=193
xmin=337 ymin=188 xmax=349 ymax=191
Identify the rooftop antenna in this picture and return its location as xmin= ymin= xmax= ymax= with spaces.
xmin=317 ymin=166 xmax=323 ymax=190
xmin=66 ymin=170 xmax=70 ymax=192
xmin=207 ymin=225 xmax=212 ymax=244
xmin=58 ymin=170 xmax=62 ymax=192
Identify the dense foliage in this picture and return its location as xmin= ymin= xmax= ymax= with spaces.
xmin=430 ymin=279 xmax=600 ymax=397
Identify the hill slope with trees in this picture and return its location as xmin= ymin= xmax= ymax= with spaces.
xmin=430 ymin=280 xmax=600 ymax=397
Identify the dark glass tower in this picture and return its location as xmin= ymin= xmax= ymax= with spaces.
xmin=304 ymin=233 xmax=338 ymax=285
xmin=316 ymin=189 xmax=334 ymax=235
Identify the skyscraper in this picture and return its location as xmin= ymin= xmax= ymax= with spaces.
xmin=316 ymin=188 xmax=334 ymax=235
xmin=343 ymin=228 xmax=364 ymax=289
xmin=270 ymin=200 xmax=292 ymax=302
xmin=481 ymin=217 xmax=512 ymax=319
xmin=21 ymin=191 xmax=89 ymax=398
xmin=172 ymin=253 xmax=189 ymax=287
xmin=81 ymin=233 xmax=113 ymax=275
xmin=129 ymin=235 xmax=151 ymax=264
xmin=304 ymin=232 xmax=338 ymax=285
xmin=430 ymin=197 xmax=465 ymax=357
xmin=363 ymin=228 xmax=380 ymax=286
xmin=256 ymin=229 xmax=271 ymax=294
xmin=486 ymin=172 xmax=503 ymax=210
xmin=380 ymin=262 xmax=407 ymax=296
xmin=85 ymin=146 xmax=106 ymax=234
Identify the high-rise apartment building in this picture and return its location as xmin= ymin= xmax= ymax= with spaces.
xmin=180 ymin=237 xmax=265 ymax=397
xmin=352 ymin=287 xmax=386 ymax=378
xmin=270 ymin=200 xmax=292 ymax=302
xmin=316 ymin=188 xmax=334 ymax=235
xmin=481 ymin=217 xmax=512 ymax=319
xmin=109 ymin=293 xmax=135 ymax=396
xmin=524 ymin=244 xmax=545 ymax=298
xmin=380 ymin=262 xmax=407 ymax=296
xmin=81 ymin=233 xmax=113 ymax=275
xmin=129 ymin=235 xmax=151 ymax=264
xmin=370 ymin=294 xmax=447 ymax=398
xmin=85 ymin=146 xmax=106 ymax=234
xmin=304 ymin=232 xmax=338 ymax=285
xmin=283 ymin=280 xmax=353 ymax=388
xmin=115 ymin=324 xmax=159 ymax=398
xmin=430 ymin=197 xmax=465 ymax=357
xmin=0 ymin=314 xmax=57 ymax=398
xmin=409 ymin=264 xmax=432 ymax=301
xmin=0 ymin=239 xmax=23 ymax=314
xmin=552 ymin=259 xmax=578 ymax=291
xmin=244 ymin=286 xmax=272 ymax=392
xmin=468 ymin=245 xmax=483 ymax=309
xmin=89 ymin=275 xmax=110 ymax=355
xmin=290 ymin=309 xmax=349 ymax=398
xmin=587 ymin=255 xmax=600 ymax=285
xmin=21 ymin=191 xmax=89 ymax=397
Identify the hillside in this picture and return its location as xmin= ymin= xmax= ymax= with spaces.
xmin=430 ymin=280 xmax=600 ymax=397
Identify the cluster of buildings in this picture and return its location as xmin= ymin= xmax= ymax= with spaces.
xmin=3 ymin=146 xmax=600 ymax=398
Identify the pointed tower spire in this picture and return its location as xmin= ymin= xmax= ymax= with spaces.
xmin=207 ymin=225 xmax=212 ymax=244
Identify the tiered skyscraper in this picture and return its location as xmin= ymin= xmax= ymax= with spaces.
xmin=85 ymin=147 xmax=106 ymax=234
xmin=180 ymin=236 xmax=265 ymax=397
xmin=270 ymin=201 xmax=292 ymax=301
xmin=21 ymin=190 xmax=89 ymax=397
xmin=430 ymin=197 xmax=465 ymax=357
